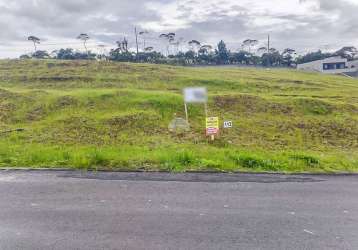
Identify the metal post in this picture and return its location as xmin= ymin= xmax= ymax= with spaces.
xmin=204 ymin=102 xmax=208 ymax=117
xmin=184 ymin=103 xmax=189 ymax=124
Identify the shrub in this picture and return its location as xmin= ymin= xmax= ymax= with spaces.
xmin=291 ymin=154 xmax=320 ymax=166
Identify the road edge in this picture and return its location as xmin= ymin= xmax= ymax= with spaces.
xmin=0 ymin=168 xmax=358 ymax=176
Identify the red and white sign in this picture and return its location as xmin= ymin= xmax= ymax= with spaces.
xmin=206 ymin=117 xmax=219 ymax=136
xmin=206 ymin=128 xmax=219 ymax=135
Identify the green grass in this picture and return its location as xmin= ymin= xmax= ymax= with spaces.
xmin=0 ymin=59 xmax=357 ymax=173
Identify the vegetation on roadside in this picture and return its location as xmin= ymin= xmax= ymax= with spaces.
xmin=0 ymin=59 xmax=357 ymax=172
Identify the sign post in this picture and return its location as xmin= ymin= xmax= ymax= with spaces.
xmin=184 ymin=103 xmax=189 ymax=123
xmin=183 ymin=88 xmax=220 ymax=141
xmin=206 ymin=117 xmax=219 ymax=141
xmin=183 ymin=87 xmax=208 ymax=124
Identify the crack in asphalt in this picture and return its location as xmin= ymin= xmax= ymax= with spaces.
xmin=57 ymin=172 xmax=325 ymax=183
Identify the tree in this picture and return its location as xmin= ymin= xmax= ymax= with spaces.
xmin=198 ymin=45 xmax=214 ymax=64
xmin=32 ymin=50 xmax=49 ymax=59
xmin=21 ymin=50 xmax=50 ymax=59
xmin=199 ymin=45 xmax=212 ymax=55
xmin=216 ymin=40 xmax=229 ymax=64
xmin=138 ymin=30 xmax=149 ymax=50
xmin=77 ymin=33 xmax=90 ymax=54
xmin=19 ymin=54 xmax=31 ymax=59
xmin=55 ymin=48 xmax=75 ymax=60
xmin=97 ymin=44 xmax=108 ymax=60
xmin=159 ymin=33 xmax=176 ymax=55
xmin=117 ymin=37 xmax=129 ymax=52
xmin=54 ymin=48 xmax=96 ymax=60
xmin=231 ymin=51 xmax=251 ymax=65
xmin=28 ymin=36 xmax=40 ymax=52
xmin=112 ymin=38 xmax=131 ymax=62
xmin=257 ymin=47 xmax=268 ymax=54
xmin=115 ymin=38 xmax=128 ymax=56
xmin=188 ymin=40 xmax=201 ymax=53
xmin=169 ymin=40 xmax=180 ymax=54
xmin=296 ymin=50 xmax=332 ymax=64
xmin=184 ymin=50 xmax=196 ymax=64
xmin=176 ymin=37 xmax=185 ymax=53
xmin=261 ymin=50 xmax=283 ymax=67
xmin=335 ymin=46 xmax=357 ymax=61
xmin=144 ymin=46 xmax=154 ymax=52
xmin=243 ymin=39 xmax=258 ymax=53
xmin=282 ymin=48 xmax=296 ymax=67
xmin=109 ymin=47 xmax=134 ymax=62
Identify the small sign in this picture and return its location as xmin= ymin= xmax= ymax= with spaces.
xmin=224 ymin=121 xmax=233 ymax=128
xmin=168 ymin=118 xmax=190 ymax=133
xmin=184 ymin=87 xmax=208 ymax=103
xmin=206 ymin=117 xmax=219 ymax=135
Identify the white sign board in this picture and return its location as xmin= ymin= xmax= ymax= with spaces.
xmin=224 ymin=121 xmax=233 ymax=128
xmin=184 ymin=87 xmax=208 ymax=103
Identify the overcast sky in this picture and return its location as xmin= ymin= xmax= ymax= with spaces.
xmin=0 ymin=0 xmax=357 ymax=58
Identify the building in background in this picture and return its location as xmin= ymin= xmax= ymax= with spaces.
xmin=297 ymin=56 xmax=358 ymax=76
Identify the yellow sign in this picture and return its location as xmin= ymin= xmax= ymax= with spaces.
xmin=206 ymin=117 xmax=219 ymax=135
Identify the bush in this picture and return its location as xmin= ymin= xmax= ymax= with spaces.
xmin=231 ymin=153 xmax=285 ymax=171
xmin=291 ymin=154 xmax=320 ymax=166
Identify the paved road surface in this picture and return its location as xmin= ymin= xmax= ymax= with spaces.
xmin=0 ymin=170 xmax=357 ymax=250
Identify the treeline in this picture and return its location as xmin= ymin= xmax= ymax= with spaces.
xmin=20 ymin=40 xmax=357 ymax=67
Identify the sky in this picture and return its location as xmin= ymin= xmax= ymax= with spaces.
xmin=0 ymin=0 xmax=357 ymax=58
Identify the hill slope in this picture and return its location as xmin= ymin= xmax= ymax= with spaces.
xmin=0 ymin=60 xmax=357 ymax=172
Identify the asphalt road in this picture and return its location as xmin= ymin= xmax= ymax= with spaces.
xmin=0 ymin=171 xmax=358 ymax=250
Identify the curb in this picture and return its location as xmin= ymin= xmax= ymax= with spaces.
xmin=0 ymin=168 xmax=358 ymax=176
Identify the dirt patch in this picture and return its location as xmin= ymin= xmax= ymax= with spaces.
xmin=0 ymin=89 xmax=18 ymax=101
xmin=42 ymin=116 xmax=103 ymax=144
xmin=106 ymin=112 xmax=163 ymax=135
xmin=267 ymin=103 xmax=294 ymax=115
xmin=296 ymin=119 xmax=358 ymax=148
xmin=26 ymin=105 xmax=48 ymax=121
xmin=342 ymin=104 xmax=358 ymax=114
xmin=214 ymin=95 xmax=293 ymax=114
xmin=53 ymin=96 xmax=79 ymax=109
xmin=294 ymin=98 xmax=335 ymax=115
xmin=215 ymin=95 xmax=265 ymax=110
xmin=276 ymin=79 xmax=327 ymax=87
xmin=47 ymin=62 xmax=76 ymax=68
xmin=0 ymin=103 xmax=16 ymax=121
xmin=27 ymin=90 xmax=49 ymax=96
xmin=115 ymin=63 xmax=137 ymax=73
xmin=37 ymin=76 xmax=93 ymax=82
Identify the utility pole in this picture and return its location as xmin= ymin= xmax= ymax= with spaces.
xmin=134 ymin=27 xmax=139 ymax=59
xmin=267 ymin=34 xmax=271 ymax=67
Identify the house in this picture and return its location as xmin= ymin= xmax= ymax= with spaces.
xmin=297 ymin=56 xmax=358 ymax=75
xmin=347 ymin=59 xmax=358 ymax=69
xmin=345 ymin=60 xmax=358 ymax=77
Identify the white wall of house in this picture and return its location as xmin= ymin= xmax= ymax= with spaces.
xmin=297 ymin=60 xmax=325 ymax=72
xmin=297 ymin=56 xmax=357 ymax=74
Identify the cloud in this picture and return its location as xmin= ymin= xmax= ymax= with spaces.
xmin=0 ymin=0 xmax=357 ymax=57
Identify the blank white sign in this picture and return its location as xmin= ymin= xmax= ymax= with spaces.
xmin=184 ymin=87 xmax=208 ymax=103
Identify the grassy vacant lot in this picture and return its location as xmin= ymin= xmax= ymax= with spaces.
xmin=0 ymin=59 xmax=357 ymax=172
